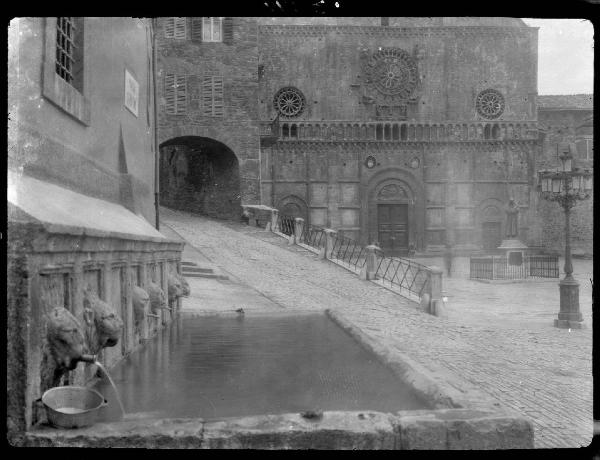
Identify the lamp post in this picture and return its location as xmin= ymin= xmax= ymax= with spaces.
xmin=537 ymin=143 xmax=593 ymax=329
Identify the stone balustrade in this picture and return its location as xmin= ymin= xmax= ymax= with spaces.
xmin=264 ymin=119 xmax=538 ymax=143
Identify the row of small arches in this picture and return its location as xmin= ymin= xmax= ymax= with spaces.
xmin=278 ymin=122 xmax=537 ymax=142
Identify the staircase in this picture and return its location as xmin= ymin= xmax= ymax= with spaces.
xmin=181 ymin=261 xmax=229 ymax=280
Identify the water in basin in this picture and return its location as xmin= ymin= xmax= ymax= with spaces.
xmin=96 ymin=314 xmax=430 ymax=420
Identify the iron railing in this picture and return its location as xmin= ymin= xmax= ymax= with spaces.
xmin=529 ymin=255 xmax=560 ymax=278
xmin=374 ymin=254 xmax=431 ymax=299
xmin=470 ymin=255 xmax=559 ymax=280
xmin=329 ymin=232 xmax=369 ymax=270
xmin=277 ymin=213 xmax=296 ymax=236
xmin=298 ymin=225 xmax=326 ymax=251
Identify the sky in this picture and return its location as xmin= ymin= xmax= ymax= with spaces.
xmin=522 ymin=18 xmax=594 ymax=95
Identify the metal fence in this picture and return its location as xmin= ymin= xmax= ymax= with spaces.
xmin=470 ymin=255 xmax=559 ymax=280
xmin=277 ymin=214 xmax=296 ymax=236
xmin=329 ymin=232 xmax=368 ymax=270
xmin=299 ymin=225 xmax=326 ymax=251
xmin=529 ymin=255 xmax=560 ymax=278
xmin=374 ymin=254 xmax=431 ymax=299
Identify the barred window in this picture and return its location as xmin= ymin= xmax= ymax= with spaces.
xmin=202 ymin=76 xmax=224 ymax=117
xmin=55 ymin=17 xmax=84 ymax=91
xmin=202 ymin=17 xmax=222 ymax=42
xmin=165 ymin=73 xmax=187 ymax=115
xmin=164 ymin=17 xmax=186 ymax=39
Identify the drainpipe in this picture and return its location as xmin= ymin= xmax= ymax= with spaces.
xmin=152 ymin=18 xmax=160 ymax=230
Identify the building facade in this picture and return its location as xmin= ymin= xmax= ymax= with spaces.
xmin=8 ymin=18 xmax=183 ymax=439
xmin=155 ymin=17 xmax=261 ymax=220
xmin=535 ymin=95 xmax=593 ymax=256
xmin=155 ymin=17 xmax=592 ymax=257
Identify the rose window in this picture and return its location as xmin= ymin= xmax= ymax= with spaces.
xmin=365 ymin=48 xmax=418 ymax=99
xmin=476 ymin=89 xmax=505 ymax=119
xmin=273 ymin=87 xmax=306 ymax=117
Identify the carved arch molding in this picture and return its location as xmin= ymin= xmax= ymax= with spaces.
xmin=276 ymin=194 xmax=308 ymax=221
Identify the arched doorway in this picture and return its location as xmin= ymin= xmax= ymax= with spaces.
xmin=276 ymin=195 xmax=308 ymax=224
xmin=159 ymin=136 xmax=241 ymax=220
xmin=373 ymin=181 xmax=413 ymax=256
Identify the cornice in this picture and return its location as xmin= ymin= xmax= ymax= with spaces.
xmin=272 ymin=139 xmax=539 ymax=152
xmin=258 ymin=25 xmax=532 ymax=39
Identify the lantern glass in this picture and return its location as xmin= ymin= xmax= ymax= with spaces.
xmin=552 ymin=177 xmax=561 ymax=193
xmin=573 ymin=175 xmax=582 ymax=190
xmin=584 ymin=175 xmax=593 ymax=191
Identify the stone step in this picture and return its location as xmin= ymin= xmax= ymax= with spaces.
xmin=183 ymin=272 xmax=229 ymax=280
xmin=183 ymin=267 xmax=214 ymax=274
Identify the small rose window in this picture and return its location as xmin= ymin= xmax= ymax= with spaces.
xmin=273 ymin=87 xmax=306 ymax=117
xmin=476 ymin=89 xmax=505 ymax=119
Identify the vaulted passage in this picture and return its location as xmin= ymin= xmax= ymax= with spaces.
xmin=159 ymin=136 xmax=241 ymax=220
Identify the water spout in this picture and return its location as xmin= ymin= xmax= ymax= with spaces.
xmin=146 ymin=313 xmax=161 ymax=318
xmin=78 ymin=354 xmax=97 ymax=364
xmin=94 ymin=360 xmax=126 ymax=419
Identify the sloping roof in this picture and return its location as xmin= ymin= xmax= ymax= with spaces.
xmin=537 ymin=94 xmax=593 ymax=110
xmin=7 ymin=170 xmax=169 ymax=242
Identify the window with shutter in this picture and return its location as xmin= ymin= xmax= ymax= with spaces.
xmin=222 ymin=17 xmax=234 ymax=44
xmin=213 ymin=77 xmax=223 ymax=116
xmin=165 ymin=73 xmax=187 ymax=115
xmin=201 ymin=17 xmax=223 ymax=42
xmin=165 ymin=17 xmax=186 ymax=39
xmin=201 ymin=76 xmax=224 ymax=117
xmin=191 ymin=18 xmax=203 ymax=41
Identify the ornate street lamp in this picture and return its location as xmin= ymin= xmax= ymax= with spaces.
xmin=537 ymin=142 xmax=593 ymax=329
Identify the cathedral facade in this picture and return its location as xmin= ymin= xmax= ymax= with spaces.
xmin=258 ymin=17 xmax=538 ymax=255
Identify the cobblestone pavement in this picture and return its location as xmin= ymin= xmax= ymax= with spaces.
xmin=161 ymin=208 xmax=593 ymax=449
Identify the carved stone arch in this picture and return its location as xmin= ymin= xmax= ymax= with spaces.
xmin=363 ymin=167 xmax=425 ymax=252
xmin=276 ymin=194 xmax=308 ymax=224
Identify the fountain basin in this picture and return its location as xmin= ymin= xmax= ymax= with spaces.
xmin=26 ymin=309 xmax=534 ymax=449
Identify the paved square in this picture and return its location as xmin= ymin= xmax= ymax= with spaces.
xmin=163 ymin=208 xmax=593 ymax=449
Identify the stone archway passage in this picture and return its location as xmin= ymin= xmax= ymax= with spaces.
xmin=160 ymin=136 xmax=241 ymax=220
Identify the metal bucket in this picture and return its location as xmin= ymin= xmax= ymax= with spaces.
xmin=42 ymin=386 xmax=108 ymax=429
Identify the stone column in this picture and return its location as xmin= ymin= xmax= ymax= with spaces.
xmin=139 ymin=262 xmax=149 ymax=341
xmin=359 ymin=244 xmax=380 ymax=280
xmin=428 ymin=266 xmax=445 ymax=317
xmin=294 ymin=217 xmax=305 ymax=245
xmin=319 ymin=229 xmax=337 ymax=260
xmin=161 ymin=260 xmax=170 ymax=328
xmin=271 ymin=208 xmax=279 ymax=233
xmin=123 ymin=260 xmax=134 ymax=353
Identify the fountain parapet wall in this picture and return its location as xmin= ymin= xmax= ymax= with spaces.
xmin=7 ymin=173 xmax=184 ymax=441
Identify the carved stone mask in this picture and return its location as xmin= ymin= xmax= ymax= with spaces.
xmin=83 ymin=289 xmax=123 ymax=350
xmin=146 ymin=282 xmax=166 ymax=314
xmin=132 ymin=285 xmax=150 ymax=324
xmin=167 ymin=274 xmax=183 ymax=303
xmin=46 ymin=307 xmax=85 ymax=372
xmin=178 ymin=274 xmax=190 ymax=297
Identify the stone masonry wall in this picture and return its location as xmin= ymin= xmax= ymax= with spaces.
xmin=534 ymin=109 xmax=593 ymax=256
xmin=156 ymin=17 xmax=260 ymax=207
